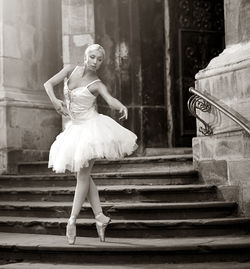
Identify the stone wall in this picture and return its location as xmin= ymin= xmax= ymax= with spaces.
xmin=193 ymin=0 xmax=250 ymax=215
xmin=0 ymin=0 xmax=62 ymax=174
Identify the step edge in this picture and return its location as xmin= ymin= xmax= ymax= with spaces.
xmin=17 ymin=154 xmax=194 ymax=166
xmin=0 ymin=184 xmax=215 ymax=192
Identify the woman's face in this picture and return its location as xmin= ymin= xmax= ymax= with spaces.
xmin=86 ymin=49 xmax=104 ymax=71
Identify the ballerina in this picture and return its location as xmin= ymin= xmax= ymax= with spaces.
xmin=43 ymin=44 xmax=138 ymax=244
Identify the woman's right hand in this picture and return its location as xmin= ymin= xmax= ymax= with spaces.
xmin=119 ymin=105 xmax=128 ymax=120
xmin=53 ymin=99 xmax=69 ymax=116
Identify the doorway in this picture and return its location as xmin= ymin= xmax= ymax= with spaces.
xmin=169 ymin=0 xmax=225 ymax=146
xmin=94 ymin=0 xmax=166 ymax=152
xmin=94 ymin=0 xmax=225 ymax=150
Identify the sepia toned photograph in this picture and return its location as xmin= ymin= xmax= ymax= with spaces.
xmin=0 ymin=0 xmax=250 ymax=268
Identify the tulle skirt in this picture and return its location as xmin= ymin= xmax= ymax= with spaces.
xmin=48 ymin=113 xmax=138 ymax=173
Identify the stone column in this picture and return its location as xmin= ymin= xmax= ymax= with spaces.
xmin=0 ymin=0 xmax=62 ymax=174
xmin=193 ymin=0 xmax=250 ymax=215
xmin=62 ymin=0 xmax=95 ymax=65
xmin=61 ymin=0 xmax=95 ymax=128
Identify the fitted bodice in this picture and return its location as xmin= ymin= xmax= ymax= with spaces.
xmin=64 ymin=78 xmax=100 ymax=122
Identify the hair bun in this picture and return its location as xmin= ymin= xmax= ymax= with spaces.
xmin=85 ymin=44 xmax=105 ymax=59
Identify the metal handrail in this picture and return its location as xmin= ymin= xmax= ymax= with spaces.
xmin=188 ymin=87 xmax=250 ymax=136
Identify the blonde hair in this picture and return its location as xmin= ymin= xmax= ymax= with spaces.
xmin=84 ymin=44 xmax=105 ymax=64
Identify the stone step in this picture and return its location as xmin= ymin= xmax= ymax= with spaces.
xmin=0 ymin=185 xmax=217 ymax=203
xmin=0 ymin=170 xmax=198 ymax=187
xmin=0 ymin=201 xmax=237 ymax=220
xmin=17 ymin=154 xmax=193 ymax=174
xmin=0 ymin=232 xmax=250 ymax=264
xmin=0 ymin=217 xmax=249 ymax=238
xmin=144 ymin=147 xmax=192 ymax=156
xmin=2 ymin=262 xmax=250 ymax=269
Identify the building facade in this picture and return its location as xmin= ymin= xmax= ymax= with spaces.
xmin=0 ymin=0 xmax=62 ymax=174
xmin=0 ymin=0 xmax=249 ymax=214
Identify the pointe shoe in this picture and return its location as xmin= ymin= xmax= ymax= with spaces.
xmin=95 ymin=213 xmax=111 ymax=242
xmin=66 ymin=218 xmax=76 ymax=245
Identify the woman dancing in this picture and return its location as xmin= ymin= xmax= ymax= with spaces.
xmin=43 ymin=44 xmax=138 ymax=245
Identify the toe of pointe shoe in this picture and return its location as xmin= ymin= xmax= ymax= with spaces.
xmin=96 ymin=219 xmax=111 ymax=242
xmin=66 ymin=223 xmax=76 ymax=245
xmin=67 ymin=237 xmax=76 ymax=245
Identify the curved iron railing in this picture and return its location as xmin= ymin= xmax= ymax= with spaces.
xmin=187 ymin=87 xmax=250 ymax=136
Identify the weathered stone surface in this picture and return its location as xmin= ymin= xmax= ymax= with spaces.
xmin=22 ymin=0 xmax=38 ymax=27
xmin=241 ymin=185 xmax=250 ymax=216
xmin=1 ymin=232 xmax=250 ymax=264
xmin=215 ymin=136 xmax=243 ymax=159
xmin=1 ymin=153 xmax=250 ymax=265
xmin=63 ymin=34 xmax=94 ymax=64
xmin=197 ymin=71 xmax=237 ymax=101
xmin=200 ymin=137 xmax=215 ymax=160
xmin=2 ymin=24 xmax=21 ymax=58
xmin=228 ymin=160 xmax=250 ymax=185
xmin=17 ymin=155 xmax=194 ymax=175
xmin=217 ymin=185 xmax=240 ymax=202
xmin=224 ymin=0 xmax=250 ymax=45
xmin=195 ymin=68 xmax=250 ymax=135
xmin=62 ymin=0 xmax=95 ymax=35
xmin=0 ymin=172 xmax=197 ymax=187
xmin=40 ymin=0 xmax=61 ymax=31
xmin=1 ymin=0 xmax=22 ymax=24
xmin=0 ymin=150 xmax=7 ymax=175
xmin=19 ymin=24 xmax=36 ymax=59
xmin=62 ymin=0 xmax=95 ymax=66
xmin=192 ymin=138 xmax=200 ymax=170
xmin=0 ymin=0 xmax=62 ymax=173
xmin=3 ymin=58 xmax=28 ymax=88
xmin=236 ymin=67 xmax=250 ymax=99
xmin=2 ymin=262 xmax=250 ymax=269
xmin=0 ymin=104 xmax=61 ymax=174
xmin=1 ymin=216 xmax=249 ymax=239
xmin=6 ymin=128 xmax=22 ymax=149
xmin=242 ymin=134 xmax=250 ymax=158
xmin=198 ymin=160 xmax=228 ymax=185
xmin=0 ymin=106 xmax=7 ymax=144
xmin=0 ymin=106 xmax=7 ymax=174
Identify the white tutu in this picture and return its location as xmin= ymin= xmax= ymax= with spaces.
xmin=48 ymin=78 xmax=138 ymax=173
xmin=48 ymin=113 xmax=138 ymax=173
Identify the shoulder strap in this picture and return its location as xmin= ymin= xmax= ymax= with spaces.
xmin=85 ymin=79 xmax=101 ymax=88
xmin=67 ymin=66 xmax=78 ymax=82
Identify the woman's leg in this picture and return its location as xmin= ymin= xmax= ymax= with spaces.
xmin=69 ymin=159 xmax=95 ymax=220
xmin=87 ymin=176 xmax=110 ymax=223
xmin=86 ymin=173 xmax=110 ymax=242
xmin=87 ymin=176 xmax=102 ymax=215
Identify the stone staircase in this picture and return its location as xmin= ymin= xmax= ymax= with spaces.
xmin=0 ymin=151 xmax=250 ymax=268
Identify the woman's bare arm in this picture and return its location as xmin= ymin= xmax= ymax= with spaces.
xmin=97 ymin=83 xmax=128 ymax=120
xmin=44 ymin=65 xmax=74 ymax=103
xmin=43 ymin=65 xmax=75 ymax=116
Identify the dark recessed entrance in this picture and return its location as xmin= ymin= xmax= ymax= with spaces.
xmin=94 ymin=0 xmax=225 ymax=150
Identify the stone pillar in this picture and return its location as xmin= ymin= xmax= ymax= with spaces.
xmin=62 ymin=0 xmax=95 ymax=65
xmin=193 ymin=0 xmax=250 ymax=215
xmin=0 ymin=0 xmax=62 ymax=174
xmin=61 ymin=0 xmax=95 ymax=128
